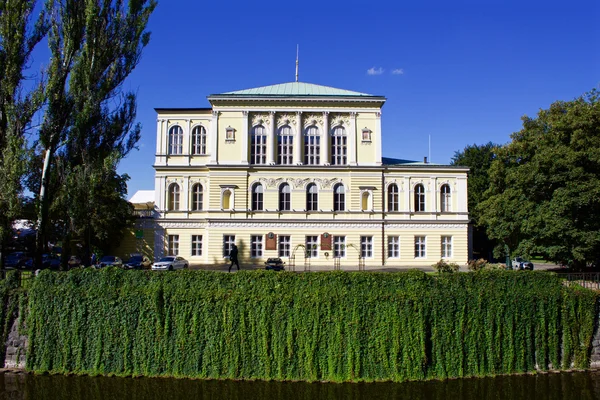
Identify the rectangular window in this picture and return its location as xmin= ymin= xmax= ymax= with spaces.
xmin=415 ymin=236 xmax=426 ymax=258
xmin=191 ymin=235 xmax=202 ymax=256
xmin=360 ymin=236 xmax=373 ymax=258
xmin=168 ymin=235 xmax=179 ymax=256
xmin=279 ymin=235 xmax=291 ymax=257
xmin=441 ymin=236 xmax=452 ymax=258
xmin=305 ymin=236 xmax=318 ymax=258
xmin=333 ymin=236 xmax=346 ymax=258
xmin=223 ymin=235 xmax=235 ymax=257
xmin=388 ymin=236 xmax=400 ymax=258
xmin=251 ymin=235 xmax=263 ymax=258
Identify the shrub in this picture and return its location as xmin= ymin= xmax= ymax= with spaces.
xmin=432 ymin=259 xmax=460 ymax=273
xmin=467 ymin=258 xmax=489 ymax=271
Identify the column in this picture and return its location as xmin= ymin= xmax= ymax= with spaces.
xmin=375 ymin=112 xmax=382 ymax=165
xmin=241 ymin=111 xmax=249 ymax=164
xmin=156 ymin=119 xmax=165 ymax=166
xmin=210 ymin=111 xmax=218 ymax=164
xmin=321 ymin=112 xmax=329 ymax=165
xmin=187 ymin=119 xmax=192 ymax=163
xmin=183 ymin=176 xmax=190 ymax=213
xmin=404 ymin=177 xmax=411 ymax=212
xmin=349 ymin=112 xmax=357 ymax=165
xmin=268 ymin=111 xmax=276 ymax=164
xmin=294 ymin=111 xmax=302 ymax=164
xmin=431 ymin=177 xmax=437 ymax=213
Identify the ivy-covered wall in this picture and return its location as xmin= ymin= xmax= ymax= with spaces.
xmin=23 ymin=269 xmax=599 ymax=382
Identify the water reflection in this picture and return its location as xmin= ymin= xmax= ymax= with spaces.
xmin=1 ymin=371 xmax=600 ymax=400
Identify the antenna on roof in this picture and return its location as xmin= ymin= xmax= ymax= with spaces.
xmin=295 ymin=45 xmax=299 ymax=82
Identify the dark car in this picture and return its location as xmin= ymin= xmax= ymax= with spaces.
xmin=124 ymin=254 xmax=152 ymax=270
xmin=23 ymin=253 xmax=61 ymax=270
xmin=512 ymin=257 xmax=534 ymax=271
xmin=265 ymin=258 xmax=285 ymax=271
xmin=97 ymin=256 xmax=123 ymax=268
xmin=4 ymin=252 xmax=28 ymax=269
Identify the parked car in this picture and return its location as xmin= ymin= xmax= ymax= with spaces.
xmin=4 ymin=252 xmax=28 ymax=269
xmin=23 ymin=253 xmax=61 ymax=270
xmin=97 ymin=256 xmax=123 ymax=268
xmin=152 ymin=256 xmax=188 ymax=271
xmin=265 ymin=258 xmax=285 ymax=271
xmin=124 ymin=254 xmax=152 ymax=270
xmin=512 ymin=257 xmax=534 ymax=270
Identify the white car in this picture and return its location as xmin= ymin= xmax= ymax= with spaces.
xmin=152 ymin=256 xmax=189 ymax=271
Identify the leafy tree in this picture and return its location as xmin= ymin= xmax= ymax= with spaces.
xmin=478 ymin=90 xmax=600 ymax=268
xmin=451 ymin=142 xmax=501 ymax=260
xmin=34 ymin=0 xmax=156 ymax=264
xmin=0 ymin=0 xmax=47 ymax=266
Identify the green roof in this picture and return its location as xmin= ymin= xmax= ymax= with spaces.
xmin=215 ymin=82 xmax=378 ymax=97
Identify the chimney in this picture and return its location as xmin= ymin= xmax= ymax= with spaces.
xmin=424 ymin=156 xmax=428 ymax=164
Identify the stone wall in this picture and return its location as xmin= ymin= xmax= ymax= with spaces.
xmin=3 ymin=311 xmax=27 ymax=369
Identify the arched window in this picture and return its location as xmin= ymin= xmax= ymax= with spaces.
xmin=278 ymin=125 xmax=293 ymax=165
xmin=387 ymin=183 xmax=399 ymax=212
xmin=415 ymin=184 xmax=425 ymax=212
xmin=306 ymin=183 xmax=318 ymax=211
xmin=331 ymin=126 xmax=347 ymax=165
xmin=304 ymin=126 xmax=320 ymax=165
xmin=168 ymin=183 xmax=180 ymax=211
xmin=251 ymin=125 xmax=267 ymax=164
xmin=333 ymin=183 xmax=345 ymax=211
xmin=279 ymin=183 xmax=291 ymax=211
xmin=440 ymin=184 xmax=451 ymax=212
xmin=222 ymin=189 xmax=232 ymax=210
xmin=252 ymin=183 xmax=264 ymax=211
xmin=191 ymin=183 xmax=203 ymax=211
xmin=168 ymin=126 xmax=183 ymax=155
xmin=191 ymin=126 xmax=207 ymax=155
xmin=361 ymin=191 xmax=371 ymax=211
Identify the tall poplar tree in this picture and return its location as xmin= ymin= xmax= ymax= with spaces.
xmin=0 ymin=0 xmax=47 ymax=266
xmin=35 ymin=0 xmax=156 ymax=263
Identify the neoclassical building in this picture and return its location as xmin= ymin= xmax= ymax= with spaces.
xmin=148 ymin=81 xmax=469 ymax=268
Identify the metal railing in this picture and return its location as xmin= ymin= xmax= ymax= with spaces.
xmin=563 ymin=273 xmax=600 ymax=290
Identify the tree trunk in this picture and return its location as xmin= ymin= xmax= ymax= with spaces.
xmin=35 ymin=145 xmax=54 ymax=267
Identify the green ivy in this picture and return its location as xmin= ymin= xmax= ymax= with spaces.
xmin=20 ymin=268 xmax=600 ymax=382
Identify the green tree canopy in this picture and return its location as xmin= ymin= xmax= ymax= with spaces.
xmin=478 ymin=89 xmax=600 ymax=268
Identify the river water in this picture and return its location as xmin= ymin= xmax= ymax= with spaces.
xmin=1 ymin=371 xmax=599 ymax=400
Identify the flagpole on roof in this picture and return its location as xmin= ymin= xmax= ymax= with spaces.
xmin=295 ymin=45 xmax=299 ymax=82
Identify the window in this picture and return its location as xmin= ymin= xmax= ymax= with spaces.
xmin=333 ymin=183 xmax=345 ymax=211
xmin=362 ymin=128 xmax=372 ymax=142
xmin=415 ymin=184 xmax=425 ymax=212
xmin=441 ymin=236 xmax=452 ymax=258
xmin=251 ymin=125 xmax=267 ymax=164
xmin=225 ymin=127 xmax=235 ymax=141
xmin=330 ymin=126 xmax=347 ymax=165
xmin=306 ymin=183 xmax=318 ymax=211
xmin=333 ymin=236 xmax=346 ymax=258
xmin=361 ymin=236 xmax=373 ymax=258
xmin=168 ymin=183 xmax=180 ymax=211
xmin=191 ymin=126 xmax=207 ymax=155
xmin=168 ymin=235 xmax=179 ymax=255
xmin=279 ymin=183 xmax=291 ymax=211
xmin=223 ymin=235 xmax=235 ymax=257
xmin=222 ymin=189 xmax=232 ymax=210
xmin=251 ymin=235 xmax=263 ymax=258
xmin=387 ymin=184 xmax=399 ymax=212
xmin=441 ymin=184 xmax=451 ymax=212
xmin=305 ymin=236 xmax=318 ymax=258
xmin=388 ymin=236 xmax=400 ymax=258
xmin=251 ymin=183 xmax=264 ymax=211
xmin=278 ymin=125 xmax=293 ymax=165
xmin=168 ymin=126 xmax=183 ymax=155
xmin=304 ymin=126 xmax=320 ymax=165
xmin=191 ymin=183 xmax=203 ymax=211
xmin=279 ymin=235 xmax=291 ymax=257
xmin=415 ymin=236 xmax=426 ymax=258
xmin=191 ymin=235 xmax=203 ymax=256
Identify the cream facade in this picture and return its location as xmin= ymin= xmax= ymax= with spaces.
xmin=151 ymin=82 xmax=469 ymax=268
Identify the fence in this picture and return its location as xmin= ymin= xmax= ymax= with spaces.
xmin=562 ymin=273 xmax=600 ymax=290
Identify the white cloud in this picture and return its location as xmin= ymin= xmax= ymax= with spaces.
xmin=367 ymin=67 xmax=384 ymax=76
xmin=391 ymin=68 xmax=404 ymax=75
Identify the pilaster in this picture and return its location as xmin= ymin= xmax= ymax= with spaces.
xmin=321 ymin=112 xmax=329 ymax=165
xmin=294 ymin=111 xmax=302 ymax=164
xmin=349 ymin=112 xmax=357 ymax=165
xmin=210 ymin=111 xmax=219 ymax=164
xmin=268 ymin=111 xmax=276 ymax=164
xmin=375 ymin=112 xmax=382 ymax=165
xmin=241 ymin=111 xmax=249 ymax=164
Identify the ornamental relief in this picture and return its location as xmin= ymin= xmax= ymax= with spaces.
xmin=251 ymin=113 xmax=271 ymax=126
xmin=302 ymin=113 xmax=324 ymax=128
xmin=166 ymin=178 xmax=183 ymax=185
xmin=258 ymin=177 xmax=285 ymax=188
xmin=287 ymin=177 xmax=310 ymax=188
xmin=329 ymin=113 xmax=351 ymax=127
xmin=276 ymin=113 xmax=297 ymax=127
xmin=188 ymin=178 xmax=207 ymax=189
xmin=313 ymin=178 xmax=338 ymax=189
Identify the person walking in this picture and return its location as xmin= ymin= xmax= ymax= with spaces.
xmin=228 ymin=244 xmax=240 ymax=272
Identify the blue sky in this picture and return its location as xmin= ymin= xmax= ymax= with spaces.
xmin=118 ymin=0 xmax=599 ymax=198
